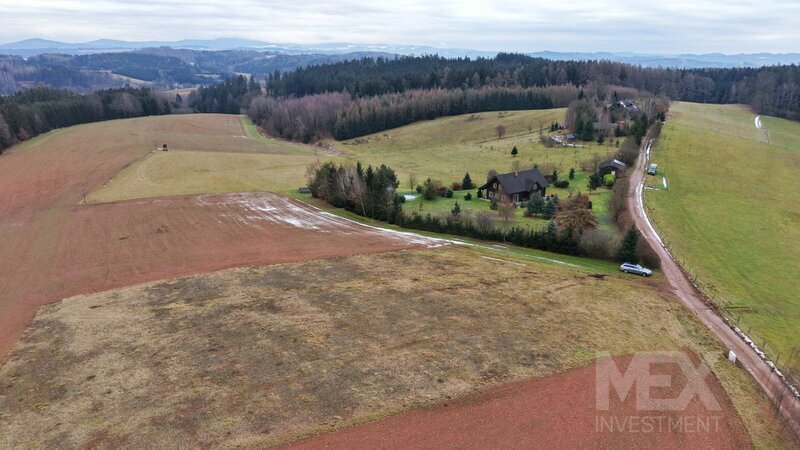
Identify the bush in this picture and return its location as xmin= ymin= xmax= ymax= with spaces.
xmin=477 ymin=189 xmax=483 ymax=199
xmin=464 ymin=192 xmax=473 ymax=201
xmin=603 ymin=174 xmax=616 ymax=187
xmin=445 ymin=188 xmax=454 ymax=198
xmin=554 ymin=180 xmax=570 ymax=188
xmin=636 ymin=238 xmax=662 ymax=269
xmin=579 ymin=229 xmax=616 ymax=259
xmin=436 ymin=186 xmax=448 ymax=198
xmin=451 ymin=182 xmax=462 ymax=191
xmin=490 ymin=197 xmax=499 ymax=210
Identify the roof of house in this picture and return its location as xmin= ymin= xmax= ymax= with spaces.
xmin=480 ymin=168 xmax=549 ymax=194
xmin=598 ymin=159 xmax=627 ymax=170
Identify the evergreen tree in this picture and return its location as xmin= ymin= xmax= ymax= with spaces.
xmin=451 ymin=201 xmax=461 ymax=217
xmin=511 ymin=145 xmax=518 ymax=157
xmin=526 ymin=192 xmax=545 ymax=217
xmin=543 ymin=197 xmax=557 ymax=219
xmin=617 ymin=227 xmax=639 ymax=263
xmin=587 ymin=173 xmax=602 ymax=193
xmin=462 ymin=172 xmax=474 ymax=190
xmin=568 ymin=168 xmax=575 ymax=180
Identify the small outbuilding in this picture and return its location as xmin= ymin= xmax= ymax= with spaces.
xmin=597 ymin=159 xmax=627 ymax=177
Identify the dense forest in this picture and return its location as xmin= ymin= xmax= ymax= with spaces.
xmin=0 ymin=86 xmax=170 ymax=152
xmin=267 ymin=53 xmax=800 ymax=120
xmin=190 ymin=75 xmax=262 ymax=114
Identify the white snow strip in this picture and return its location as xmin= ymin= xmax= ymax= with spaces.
xmin=662 ymin=177 xmax=668 ymax=189
xmin=636 ymin=182 xmax=665 ymax=248
xmin=481 ymin=256 xmax=526 ymax=266
xmin=755 ymin=115 xmax=762 ymax=129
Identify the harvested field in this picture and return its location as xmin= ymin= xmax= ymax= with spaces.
xmin=0 ymin=115 xmax=438 ymax=361
xmin=287 ymin=353 xmax=749 ymax=450
xmin=0 ymin=248 xmax=795 ymax=448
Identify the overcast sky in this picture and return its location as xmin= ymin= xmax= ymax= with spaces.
xmin=1 ymin=0 xmax=798 ymax=54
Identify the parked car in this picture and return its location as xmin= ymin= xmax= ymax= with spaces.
xmin=620 ymin=262 xmax=652 ymax=276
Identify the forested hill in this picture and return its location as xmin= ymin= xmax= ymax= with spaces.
xmin=0 ymin=86 xmax=170 ymax=153
xmin=268 ymin=53 xmax=800 ymax=120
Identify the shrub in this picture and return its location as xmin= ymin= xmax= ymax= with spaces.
xmin=568 ymin=168 xmax=575 ymax=180
xmin=579 ymin=228 xmax=615 ymax=259
xmin=446 ymin=188 xmax=454 ymax=198
xmin=636 ymin=238 xmax=662 ymax=269
xmin=490 ymin=197 xmax=499 ymax=210
xmin=423 ymin=178 xmax=442 ymax=200
xmin=464 ymin=192 xmax=473 ymax=201
xmin=554 ymin=180 xmax=570 ymax=188
xmin=451 ymin=182 xmax=462 ymax=191
xmin=415 ymin=184 xmax=423 ymax=194
xmin=477 ymin=189 xmax=483 ymax=199
xmin=603 ymin=174 xmax=616 ymax=187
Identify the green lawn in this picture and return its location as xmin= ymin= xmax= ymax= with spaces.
xmin=401 ymin=186 xmax=613 ymax=232
xmin=646 ymin=102 xmax=800 ymax=359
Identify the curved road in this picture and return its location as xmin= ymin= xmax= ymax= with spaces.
xmin=628 ymin=132 xmax=800 ymax=437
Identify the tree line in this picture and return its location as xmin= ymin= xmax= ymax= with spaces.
xmin=245 ymin=85 xmax=579 ymax=142
xmin=267 ymin=53 xmax=800 ymax=120
xmin=0 ymin=86 xmax=171 ymax=153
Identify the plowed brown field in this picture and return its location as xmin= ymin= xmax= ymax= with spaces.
xmin=0 ymin=115 xmax=441 ymax=361
xmin=285 ymin=353 xmax=750 ymax=450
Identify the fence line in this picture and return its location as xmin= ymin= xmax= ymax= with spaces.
xmin=644 ymin=200 xmax=800 ymax=403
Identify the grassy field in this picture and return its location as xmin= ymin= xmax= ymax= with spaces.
xmin=89 ymin=150 xmax=319 ymax=203
xmin=646 ymin=102 xmax=800 ymax=359
xmin=88 ymin=116 xmax=316 ymax=203
xmin=332 ymin=109 xmax=617 ymax=189
xmin=89 ymin=110 xmax=620 ymax=227
xmin=0 ymin=245 xmax=794 ymax=447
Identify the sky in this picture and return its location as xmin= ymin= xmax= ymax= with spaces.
xmin=1 ymin=0 xmax=799 ymax=54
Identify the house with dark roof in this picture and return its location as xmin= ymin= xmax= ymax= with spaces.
xmin=596 ymin=159 xmax=627 ymax=177
xmin=479 ymin=168 xmax=549 ymax=206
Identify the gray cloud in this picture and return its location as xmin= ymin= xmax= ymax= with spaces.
xmin=0 ymin=0 xmax=798 ymax=53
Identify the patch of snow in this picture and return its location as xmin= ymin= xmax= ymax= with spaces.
xmin=403 ymin=194 xmax=418 ymax=201
xmin=754 ymin=115 xmax=762 ymax=129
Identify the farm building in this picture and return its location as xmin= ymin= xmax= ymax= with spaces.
xmin=480 ymin=168 xmax=549 ymax=206
xmin=597 ymin=159 xmax=627 ymax=177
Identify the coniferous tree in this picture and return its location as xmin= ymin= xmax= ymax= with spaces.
xmin=462 ymin=172 xmax=474 ymax=190
xmin=617 ymin=227 xmax=640 ymax=263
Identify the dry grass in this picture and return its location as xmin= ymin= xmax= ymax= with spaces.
xmin=0 ymin=246 xmax=794 ymax=448
xmin=88 ymin=150 xmax=319 ymax=203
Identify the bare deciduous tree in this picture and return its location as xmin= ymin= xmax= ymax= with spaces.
xmin=498 ymin=202 xmax=515 ymax=222
xmin=495 ymin=124 xmax=507 ymax=139
xmin=475 ymin=211 xmax=496 ymax=234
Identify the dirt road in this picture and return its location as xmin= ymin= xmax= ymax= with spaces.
xmin=628 ymin=133 xmax=800 ymax=437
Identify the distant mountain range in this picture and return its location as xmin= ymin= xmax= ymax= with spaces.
xmin=3 ymin=38 xmax=800 ymax=68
